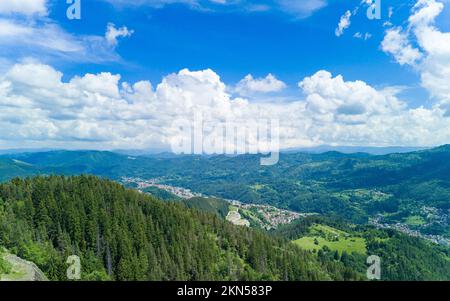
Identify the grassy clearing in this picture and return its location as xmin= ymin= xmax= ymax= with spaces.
xmin=250 ymin=184 xmax=265 ymax=191
xmin=293 ymin=224 xmax=367 ymax=255
xmin=404 ymin=215 xmax=426 ymax=226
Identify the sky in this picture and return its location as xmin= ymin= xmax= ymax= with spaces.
xmin=0 ymin=0 xmax=450 ymax=151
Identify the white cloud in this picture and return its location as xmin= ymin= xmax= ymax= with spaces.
xmin=105 ymin=23 xmax=134 ymax=47
xmin=0 ymin=62 xmax=449 ymax=151
xmin=0 ymin=0 xmax=447 ymax=150
xmin=0 ymin=17 xmax=131 ymax=64
xmin=299 ymin=70 xmax=406 ymax=121
xmin=235 ymin=74 xmax=287 ymax=96
xmin=408 ymin=0 xmax=444 ymax=27
xmin=0 ymin=0 xmax=47 ymax=16
xmin=381 ymin=0 xmax=450 ymax=113
xmin=0 ymin=19 xmax=85 ymax=53
xmin=0 ymin=0 xmax=133 ymax=65
xmin=335 ymin=10 xmax=352 ymax=37
xmin=381 ymin=27 xmax=423 ymax=65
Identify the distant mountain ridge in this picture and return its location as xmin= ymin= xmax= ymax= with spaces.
xmin=0 ymin=145 xmax=430 ymax=157
xmin=282 ymin=145 xmax=429 ymax=155
xmin=0 ymin=145 xmax=448 ymax=186
xmin=0 ymin=145 xmax=449 ymax=240
xmin=1 ymin=144 xmax=447 ymax=180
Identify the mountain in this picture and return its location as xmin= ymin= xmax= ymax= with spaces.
xmin=0 ymin=175 xmax=448 ymax=281
xmin=274 ymin=216 xmax=450 ymax=280
xmin=0 ymin=146 xmax=449 ymax=238
xmin=0 ymin=149 xmax=57 ymax=155
xmin=182 ymin=197 xmax=230 ymax=219
xmin=0 ymin=158 xmax=40 ymax=182
xmin=0 ymin=175 xmax=367 ymax=281
xmin=283 ymin=146 xmax=429 ymax=155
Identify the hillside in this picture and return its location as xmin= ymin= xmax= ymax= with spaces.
xmin=182 ymin=197 xmax=230 ymax=219
xmin=274 ymin=217 xmax=450 ymax=281
xmin=0 ymin=158 xmax=39 ymax=182
xmin=0 ymin=146 xmax=449 ymax=239
xmin=0 ymin=175 xmax=363 ymax=281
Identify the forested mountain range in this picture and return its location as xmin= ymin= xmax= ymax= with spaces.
xmin=1 ymin=146 xmax=449 ymax=238
xmin=0 ymin=175 xmax=364 ymax=281
xmin=0 ymin=176 xmax=448 ymax=281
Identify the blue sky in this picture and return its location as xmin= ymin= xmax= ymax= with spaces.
xmin=44 ymin=0 xmax=449 ymax=108
xmin=0 ymin=0 xmax=450 ymax=150
xmin=52 ymin=0 xmax=425 ymax=99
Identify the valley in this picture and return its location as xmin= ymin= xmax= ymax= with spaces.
xmin=0 ymin=146 xmax=450 ymax=280
xmin=121 ymin=176 xmax=307 ymax=230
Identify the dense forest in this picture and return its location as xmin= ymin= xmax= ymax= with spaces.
xmin=1 ymin=146 xmax=449 ymax=238
xmin=274 ymin=217 xmax=450 ymax=280
xmin=0 ymin=175 xmax=364 ymax=281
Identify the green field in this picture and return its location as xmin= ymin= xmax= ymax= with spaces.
xmin=404 ymin=215 xmax=426 ymax=226
xmin=293 ymin=224 xmax=367 ymax=255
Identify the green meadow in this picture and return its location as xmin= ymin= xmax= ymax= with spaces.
xmin=404 ymin=215 xmax=426 ymax=226
xmin=293 ymin=224 xmax=367 ymax=255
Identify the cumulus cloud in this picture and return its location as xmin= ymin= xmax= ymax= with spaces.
xmin=381 ymin=0 xmax=450 ymax=113
xmin=0 ymin=62 xmax=449 ymax=151
xmin=299 ymin=70 xmax=406 ymax=124
xmin=235 ymin=74 xmax=287 ymax=96
xmin=335 ymin=10 xmax=352 ymax=37
xmin=381 ymin=27 xmax=423 ymax=65
xmin=0 ymin=0 xmax=47 ymax=16
xmin=105 ymin=23 xmax=134 ymax=47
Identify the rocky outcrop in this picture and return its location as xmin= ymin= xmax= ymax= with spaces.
xmin=0 ymin=254 xmax=48 ymax=281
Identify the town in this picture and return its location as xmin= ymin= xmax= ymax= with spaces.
xmin=122 ymin=177 xmax=203 ymax=199
xmin=121 ymin=177 xmax=308 ymax=229
xmin=370 ymin=214 xmax=449 ymax=246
